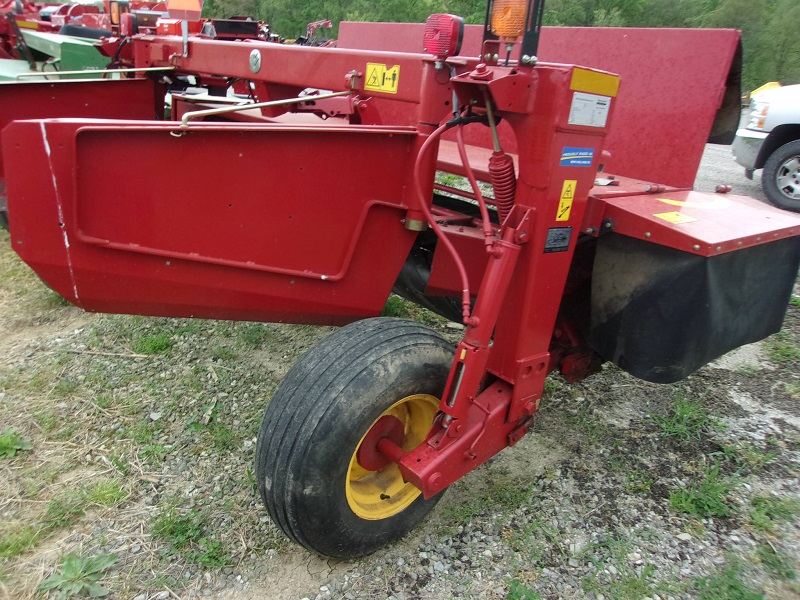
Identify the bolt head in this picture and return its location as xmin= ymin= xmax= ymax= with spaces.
xmin=249 ymin=49 xmax=262 ymax=74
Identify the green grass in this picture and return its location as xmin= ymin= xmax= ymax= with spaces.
xmin=94 ymin=394 xmax=115 ymax=409
xmin=131 ymin=333 xmax=173 ymax=355
xmin=669 ymin=463 xmax=736 ymax=518
xmin=507 ymin=579 xmax=541 ymax=600
xmin=139 ymin=444 xmax=167 ymax=462
xmin=652 ymin=392 xmax=716 ymax=441
xmin=695 ymin=564 xmax=762 ymax=599
xmin=125 ymin=420 xmax=161 ymax=445
xmin=85 ymin=479 xmax=127 ymax=507
xmin=380 ymin=294 xmax=449 ymax=327
xmin=581 ymin=538 xmax=657 ymax=599
xmin=435 ymin=171 xmax=468 ymax=188
xmin=790 ymin=296 xmax=800 ymax=308
xmin=715 ymin=441 xmax=777 ymax=473
xmin=0 ymin=524 xmax=43 ymax=559
xmin=238 ymin=323 xmax=274 ymax=348
xmin=439 ymin=476 xmax=533 ymax=534
xmin=749 ymin=496 xmax=800 ymax=534
xmin=53 ymin=377 xmax=79 ymax=397
xmin=107 ymin=452 xmax=131 ymax=476
xmin=43 ymin=491 xmax=89 ymax=529
xmin=381 ymin=295 xmax=414 ymax=318
xmin=1 ymin=479 xmax=126 ymax=559
xmin=151 ymin=508 xmax=229 ymax=567
xmin=209 ymin=423 xmax=236 ymax=452
xmin=210 ymin=345 xmax=237 ymax=362
xmin=565 ymin=403 xmax=605 ymax=442
xmin=34 ymin=409 xmax=61 ymax=435
xmin=0 ymin=428 xmax=32 ymax=459
xmin=764 ymin=332 xmax=800 ymax=364
xmin=625 ymin=469 xmax=654 ymax=493
xmin=176 ymin=321 xmax=204 ymax=336
xmin=756 ymin=544 xmax=795 ymax=580
xmin=38 ymin=552 xmax=118 ymax=599
xmin=506 ymin=514 xmax=556 ymax=565
xmin=543 ymin=377 xmax=561 ymax=394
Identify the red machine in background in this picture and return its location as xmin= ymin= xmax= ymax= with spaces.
xmin=1 ymin=0 xmax=167 ymax=58
xmin=2 ymin=0 xmax=799 ymax=558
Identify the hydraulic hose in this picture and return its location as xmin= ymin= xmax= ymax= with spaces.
xmin=455 ymin=125 xmax=495 ymax=249
xmin=413 ymin=122 xmax=474 ymax=324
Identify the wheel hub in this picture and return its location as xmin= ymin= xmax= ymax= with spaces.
xmin=776 ymin=156 xmax=800 ymax=199
xmin=356 ymin=415 xmax=405 ymax=471
xmin=345 ymin=393 xmax=439 ymax=520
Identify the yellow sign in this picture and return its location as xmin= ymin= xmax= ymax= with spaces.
xmin=365 ymin=63 xmax=400 ymax=94
xmin=653 ymin=211 xmax=698 ymax=224
xmin=557 ymin=180 xmax=577 ymax=221
xmin=570 ymin=68 xmax=620 ymax=97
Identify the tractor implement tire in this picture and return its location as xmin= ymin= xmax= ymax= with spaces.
xmin=255 ymin=317 xmax=452 ymax=558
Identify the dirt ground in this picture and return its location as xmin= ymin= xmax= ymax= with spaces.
xmin=1 ymin=145 xmax=800 ymax=600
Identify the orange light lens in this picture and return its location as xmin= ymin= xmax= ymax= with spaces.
xmin=491 ymin=0 xmax=526 ymax=40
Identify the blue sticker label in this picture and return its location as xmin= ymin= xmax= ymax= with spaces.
xmin=560 ymin=147 xmax=595 ymax=167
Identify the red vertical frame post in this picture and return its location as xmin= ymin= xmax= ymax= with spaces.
xmin=398 ymin=62 xmax=619 ymax=498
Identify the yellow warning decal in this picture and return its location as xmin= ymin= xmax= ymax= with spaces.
xmin=653 ymin=211 xmax=698 ymax=224
xmin=365 ymin=63 xmax=400 ymax=94
xmin=16 ymin=20 xmax=39 ymax=29
xmin=570 ymin=68 xmax=620 ymax=98
xmin=556 ymin=180 xmax=577 ymax=222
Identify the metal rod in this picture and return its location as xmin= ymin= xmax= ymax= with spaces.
xmin=179 ymin=90 xmax=352 ymax=127
xmin=483 ymin=91 xmax=502 ymax=152
xmin=16 ymin=66 xmax=175 ymax=79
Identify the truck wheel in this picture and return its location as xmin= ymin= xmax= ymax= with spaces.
xmin=255 ymin=317 xmax=452 ymax=558
xmin=762 ymin=139 xmax=800 ymax=212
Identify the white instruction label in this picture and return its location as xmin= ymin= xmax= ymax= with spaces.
xmin=568 ymin=92 xmax=611 ymax=128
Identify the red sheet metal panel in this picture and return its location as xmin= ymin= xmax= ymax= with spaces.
xmin=340 ymin=22 xmax=739 ymax=188
xmin=0 ymin=78 xmax=158 ymax=182
xmin=4 ymin=119 xmax=419 ymax=323
xmin=586 ymin=190 xmax=800 ymax=257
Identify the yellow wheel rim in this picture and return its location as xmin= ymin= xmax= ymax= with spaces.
xmin=346 ymin=394 xmax=439 ymax=520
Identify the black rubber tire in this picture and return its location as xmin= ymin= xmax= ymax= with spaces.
xmin=0 ymin=210 xmax=8 ymax=231
xmin=255 ymin=317 xmax=453 ymax=558
xmin=762 ymin=139 xmax=800 ymax=213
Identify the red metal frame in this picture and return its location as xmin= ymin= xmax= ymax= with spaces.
xmin=2 ymin=17 xmax=799 ymax=502
xmin=339 ymin=22 xmax=742 ymax=188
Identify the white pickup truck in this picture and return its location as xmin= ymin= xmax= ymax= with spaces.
xmin=732 ymin=84 xmax=800 ymax=212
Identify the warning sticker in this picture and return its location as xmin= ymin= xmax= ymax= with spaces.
xmin=544 ymin=227 xmax=573 ymax=253
xmin=560 ymin=147 xmax=595 ymax=167
xmin=653 ymin=211 xmax=698 ymax=224
xmin=568 ymin=92 xmax=611 ymax=128
xmin=365 ymin=63 xmax=400 ymax=94
xmin=556 ymin=180 xmax=577 ymax=222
